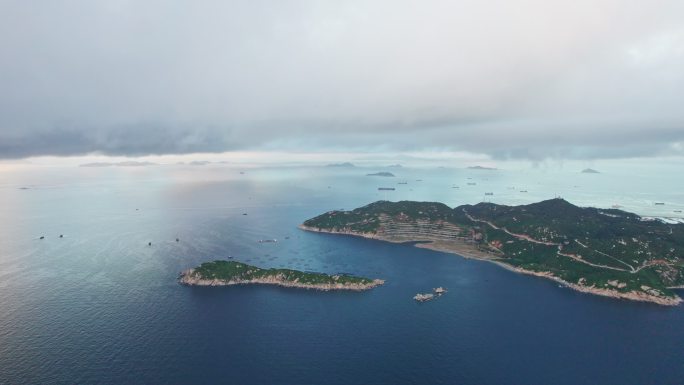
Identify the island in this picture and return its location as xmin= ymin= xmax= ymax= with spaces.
xmin=326 ymin=162 xmax=356 ymax=168
xmin=467 ymin=165 xmax=497 ymax=170
xmin=581 ymin=168 xmax=600 ymax=173
xmin=188 ymin=160 xmax=211 ymax=166
xmin=179 ymin=260 xmax=384 ymax=291
xmin=367 ymin=172 xmax=395 ymax=177
xmin=300 ymin=199 xmax=684 ymax=305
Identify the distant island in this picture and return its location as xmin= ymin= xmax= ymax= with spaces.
xmin=326 ymin=162 xmax=356 ymax=168
xmin=179 ymin=260 xmax=384 ymax=291
xmin=581 ymin=168 xmax=600 ymax=173
xmin=467 ymin=166 xmax=497 ymax=170
xmin=367 ymin=172 xmax=395 ymax=177
xmin=188 ymin=160 xmax=211 ymax=166
xmin=301 ymin=199 xmax=684 ymax=305
xmin=387 ymin=164 xmax=403 ymax=168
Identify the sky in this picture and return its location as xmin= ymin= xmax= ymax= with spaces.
xmin=1 ymin=0 xmax=683 ymax=162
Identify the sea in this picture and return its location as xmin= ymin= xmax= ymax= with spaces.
xmin=1 ymin=162 xmax=683 ymax=385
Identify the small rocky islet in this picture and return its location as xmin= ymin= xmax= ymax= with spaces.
xmin=414 ymin=287 xmax=448 ymax=302
xmin=179 ymin=260 xmax=384 ymax=291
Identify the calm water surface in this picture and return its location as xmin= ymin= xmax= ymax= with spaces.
xmin=1 ymin=164 xmax=683 ymax=384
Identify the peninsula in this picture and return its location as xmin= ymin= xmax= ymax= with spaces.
xmin=179 ymin=260 xmax=384 ymax=291
xmin=300 ymin=199 xmax=684 ymax=305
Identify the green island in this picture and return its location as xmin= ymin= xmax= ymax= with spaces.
xmin=179 ymin=260 xmax=384 ymax=291
xmin=300 ymin=199 xmax=684 ymax=305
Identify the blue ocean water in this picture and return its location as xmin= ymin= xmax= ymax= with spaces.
xmin=1 ymin=164 xmax=683 ymax=384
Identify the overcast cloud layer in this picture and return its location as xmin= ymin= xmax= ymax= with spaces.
xmin=1 ymin=0 xmax=683 ymax=160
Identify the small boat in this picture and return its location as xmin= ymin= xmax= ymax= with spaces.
xmin=484 ymin=192 xmax=494 ymax=196
xmin=674 ymin=210 xmax=682 ymax=213
xmin=467 ymin=182 xmax=476 ymax=186
xmin=655 ymin=202 xmax=665 ymax=205
xmin=611 ymin=204 xmax=622 ymax=209
xmin=176 ymin=238 xmax=179 ymax=242
xmin=148 ymin=242 xmax=152 ymax=246
xmin=258 ymin=239 xmax=277 ymax=243
xmin=397 ymin=182 xmax=408 ymax=185
xmin=520 ymin=190 xmax=528 ymax=193
xmin=39 ymin=236 xmax=45 ymax=240
xmin=378 ymin=187 xmax=395 ymax=191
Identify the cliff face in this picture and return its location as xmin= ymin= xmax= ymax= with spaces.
xmin=300 ymin=212 xmax=468 ymax=243
xmin=376 ymin=214 xmax=465 ymax=241
xmin=179 ymin=268 xmax=384 ymax=291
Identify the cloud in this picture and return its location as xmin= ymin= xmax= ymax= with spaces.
xmin=79 ymin=161 xmax=157 ymax=167
xmin=0 ymin=0 xmax=683 ymax=159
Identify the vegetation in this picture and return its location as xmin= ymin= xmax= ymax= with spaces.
xmin=191 ymin=260 xmax=375 ymax=286
xmin=304 ymin=198 xmax=684 ymax=301
xmin=303 ymin=200 xmax=454 ymax=234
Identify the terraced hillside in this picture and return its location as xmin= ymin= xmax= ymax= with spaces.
xmin=377 ymin=214 xmax=465 ymax=241
xmin=302 ymin=199 xmax=684 ymax=305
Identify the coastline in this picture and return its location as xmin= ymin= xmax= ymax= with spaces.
xmin=298 ymin=225 xmax=682 ymax=306
xmin=179 ymin=268 xmax=384 ymax=291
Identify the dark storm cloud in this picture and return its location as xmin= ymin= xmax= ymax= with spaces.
xmin=1 ymin=0 xmax=683 ymax=159
xmin=0 ymin=125 xmax=232 ymax=158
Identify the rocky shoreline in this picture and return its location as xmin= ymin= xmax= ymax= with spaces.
xmin=299 ymin=225 xmax=682 ymax=306
xmin=179 ymin=268 xmax=385 ymax=291
xmin=493 ymin=263 xmax=682 ymax=306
